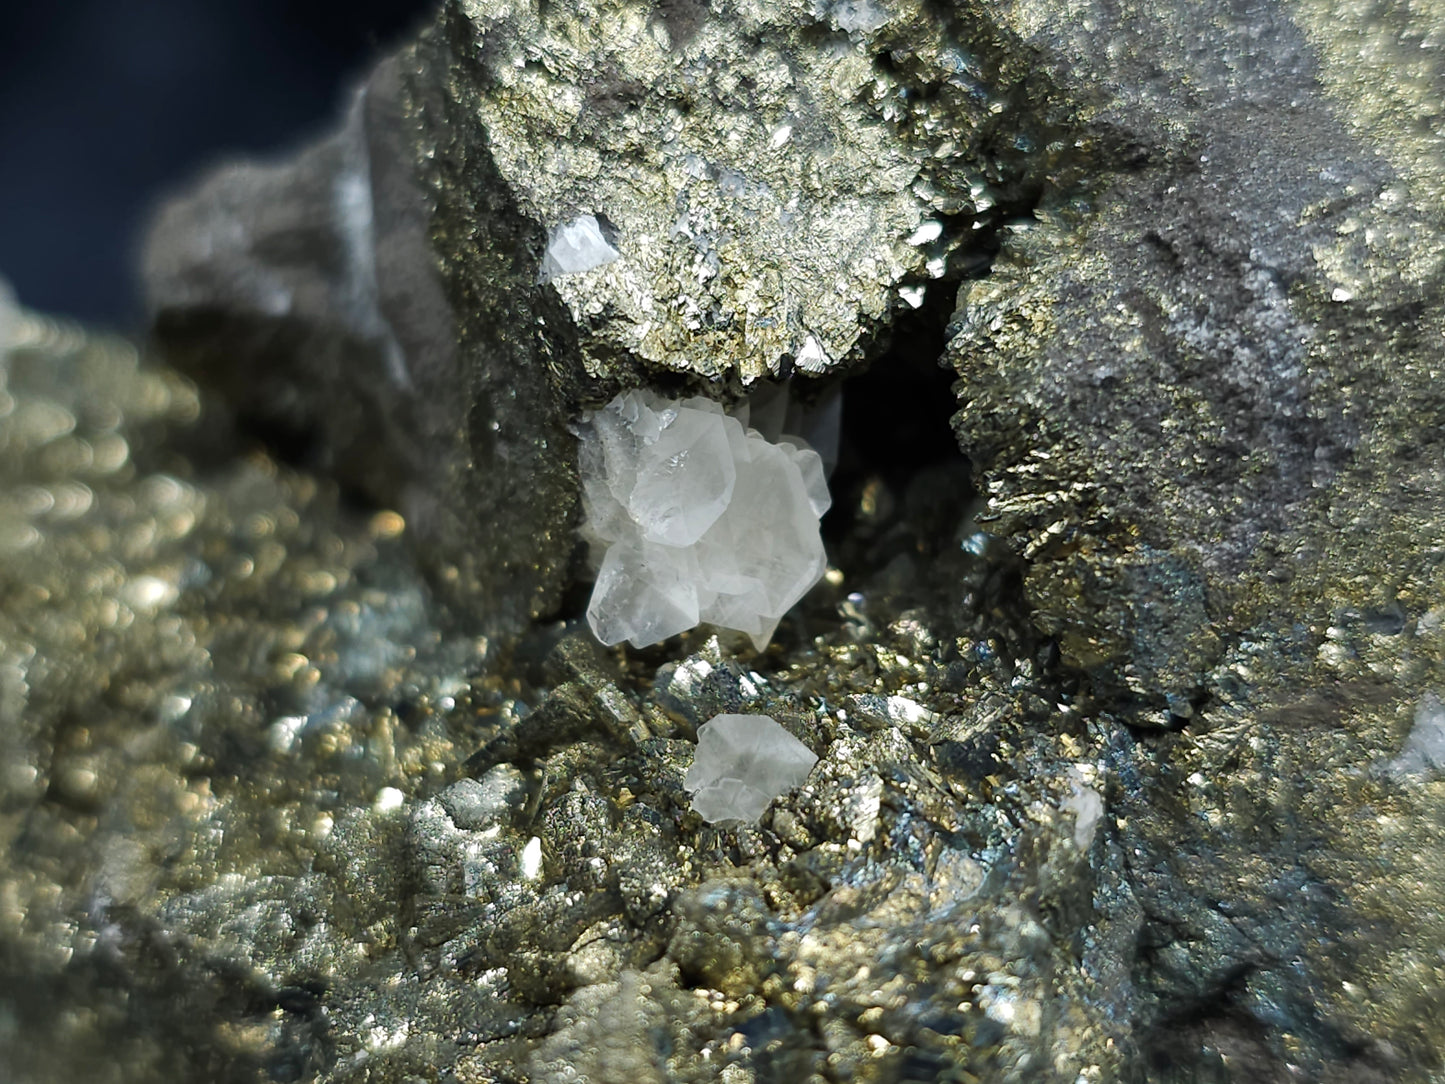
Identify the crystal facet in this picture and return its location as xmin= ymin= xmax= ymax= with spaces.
xmin=684 ymin=713 xmax=818 ymax=823
xmin=576 ymin=389 xmax=831 ymax=650
xmin=540 ymin=214 xmax=620 ymax=281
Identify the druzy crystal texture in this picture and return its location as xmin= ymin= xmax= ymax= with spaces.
xmin=576 ymin=389 xmax=830 ymax=650
xmin=683 ymin=714 xmax=819 ymax=824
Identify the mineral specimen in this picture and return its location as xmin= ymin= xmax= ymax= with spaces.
xmin=8 ymin=0 xmax=1445 ymax=1080
xmin=683 ymin=713 xmax=818 ymax=823
xmin=943 ymin=0 xmax=1445 ymax=721
xmin=141 ymin=0 xmax=1068 ymax=634
xmin=576 ymin=388 xmax=830 ymax=650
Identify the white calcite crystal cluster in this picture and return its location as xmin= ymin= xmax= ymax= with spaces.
xmin=684 ymin=714 xmax=818 ymax=824
xmin=538 ymin=214 xmax=620 ymax=282
xmin=575 ymin=388 xmax=832 ymax=650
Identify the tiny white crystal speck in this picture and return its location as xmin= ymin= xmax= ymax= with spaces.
xmin=540 ymin=214 xmax=620 ymax=281
xmin=520 ymin=835 xmax=544 ymax=880
xmin=906 ymin=220 xmax=943 ymax=245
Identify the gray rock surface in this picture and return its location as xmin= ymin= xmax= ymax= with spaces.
xmin=145 ymin=52 xmax=579 ymax=641
xmin=945 ymin=0 xmax=1445 ymax=723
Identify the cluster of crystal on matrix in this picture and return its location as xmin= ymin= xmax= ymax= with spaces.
xmin=576 ymin=389 xmax=831 ymax=650
xmin=539 ymin=214 xmax=620 ymax=282
xmin=684 ymin=714 xmax=819 ymax=824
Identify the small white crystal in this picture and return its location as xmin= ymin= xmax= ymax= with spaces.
xmin=373 ymin=786 xmax=406 ymax=813
xmin=906 ymin=220 xmax=943 ymax=245
xmin=795 ymin=334 xmax=831 ymax=374
xmin=627 ymin=405 xmax=736 ymax=545
xmin=1063 ymin=766 xmax=1104 ymax=850
xmin=540 ymin=214 xmax=621 ymax=281
xmin=576 ymin=388 xmax=831 ymax=650
xmin=824 ymin=0 xmax=893 ymax=33
xmin=587 ymin=539 xmax=702 ymax=647
xmin=1390 ymin=692 xmax=1445 ymax=776
xmin=789 ymin=387 xmax=842 ymax=476
xmin=268 ymin=715 xmax=307 ymax=755
xmin=734 ymin=381 xmax=842 ymax=476
xmin=898 ymin=284 xmax=926 ymax=309
xmin=439 ymin=767 xmax=526 ymax=831
xmin=684 ymin=713 xmax=818 ymax=823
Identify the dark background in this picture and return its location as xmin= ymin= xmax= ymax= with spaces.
xmin=0 ymin=0 xmax=436 ymax=329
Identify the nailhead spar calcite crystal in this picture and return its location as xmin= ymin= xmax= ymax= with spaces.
xmin=575 ymin=389 xmax=830 ymax=650
xmin=683 ymin=713 xmax=818 ymax=824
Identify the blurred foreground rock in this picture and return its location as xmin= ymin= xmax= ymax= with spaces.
xmin=1 ymin=0 xmax=1441 ymax=1081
